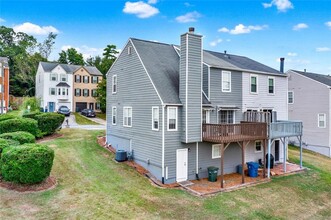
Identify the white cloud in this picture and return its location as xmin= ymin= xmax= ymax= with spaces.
xmin=287 ymin=52 xmax=297 ymax=57
xmin=209 ymin=39 xmax=223 ymax=47
xmin=175 ymin=11 xmax=201 ymax=23
xmin=0 ymin=18 xmax=5 ymax=23
xmin=218 ymin=24 xmax=268 ymax=35
xmin=13 ymin=22 xmax=59 ymax=35
xmin=184 ymin=2 xmax=194 ymax=7
xmin=147 ymin=0 xmax=157 ymax=4
xmin=263 ymin=0 xmax=293 ymax=12
xmin=325 ymin=21 xmax=331 ymax=29
xmin=293 ymin=23 xmax=308 ymax=31
xmin=316 ymin=47 xmax=331 ymax=52
xmin=123 ymin=1 xmax=159 ymax=18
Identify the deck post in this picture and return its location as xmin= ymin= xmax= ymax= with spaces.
xmin=283 ymin=137 xmax=287 ymax=173
xmin=267 ymin=138 xmax=271 ymax=178
xmin=241 ymin=141 xmax=245 ymax=184
xmin=299 ymin=135 xmax=303 ymax=168
xmin=263 ymin=139 xmax=267 ymax=178
xmin=220 ymin=143 xmax=224 ymax=188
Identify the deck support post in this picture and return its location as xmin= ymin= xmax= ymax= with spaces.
xmin=282 ymin=137 xmax=287 ymax=173
xmin=267 ymin=138 xmax=271 ymax=178
xmin=299 ymin=135 xmax=303 ymax=168
xmin=220 ymin=143 xmax=224 ymax=188
xmin=263 ymin=139 xmax=267 ymax=178
xmin=241 ymin=141 xmax=245 ymax=184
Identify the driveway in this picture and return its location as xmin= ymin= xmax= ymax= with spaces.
xmin=62 ymin=114 xmax=106 ymax=130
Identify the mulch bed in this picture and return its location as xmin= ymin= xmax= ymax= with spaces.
xmin=0 ymin=176 xmax=57 ymax=193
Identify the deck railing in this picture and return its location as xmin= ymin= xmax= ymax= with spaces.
xmin=269 ymin=121 xmax=303 ymax=139
xmin=202 ymin=122 xmax=268 ymax=143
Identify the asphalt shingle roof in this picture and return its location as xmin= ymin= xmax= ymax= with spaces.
xmin=40 ymin=62 xmax=81 ymax=73
xmin=83 ymin=66 xmax=103 ymax=76
xmin=291 ymin=70 xmax=331 ymax=87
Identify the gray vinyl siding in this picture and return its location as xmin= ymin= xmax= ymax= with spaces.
xmin=288 ymin=71 xmax=331 ymax=157
xmin=179 ymin=33 xmax=202 ymax=143
xmin=209 ymin=68 xmax=243 ymax=123
xmin=106 ymin=41 xmax=163 ymax=180
xmin=202 ymin=64 xmax=209 ymax=98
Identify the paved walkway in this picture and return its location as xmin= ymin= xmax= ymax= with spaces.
xmin=62 ymin=114 xmax=106 ymax=130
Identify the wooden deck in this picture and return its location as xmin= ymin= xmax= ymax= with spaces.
xmin=202 ymin=122 xmax=268 ymax=143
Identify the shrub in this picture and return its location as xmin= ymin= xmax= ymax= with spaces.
xmin=22 ymin=111 xmax=42 ymax=120
xmin=20 ymin=97 xmax=41 ymax=113
xmin=0 ymin=131 xmax=35 ymax=144
xmin=35 ymin=113 xmax=65 ymax=136
xmin=0 ymin=138 xmax=20 ymax=175
xmin=0 ymin=114 xmax=16 ymax=122
xmin=0 ymin=118 xmax=41 ymax=137
xmin=1 ymin=143 xmax=54 ymax=184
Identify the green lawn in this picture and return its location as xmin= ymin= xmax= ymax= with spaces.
xmin=73 ymin=112 xmax=99 ymax=125
xmin=96 ymin=112 xmax=106 ymax=120
xmin=0 ymin=129 xmax=330 ymax=219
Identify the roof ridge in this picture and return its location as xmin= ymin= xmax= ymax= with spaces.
xmin=130 ymin=38 xmax=175 ymax=47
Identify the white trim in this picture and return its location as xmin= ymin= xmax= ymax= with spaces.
xmin=222 ymin=70 xmax=232 ymax=92
xmin=112 ymin=75 xmax=117 ymax=94
xmin=200 ymin=36 xmax=203 ymax=141
xmin=268 ymin=76 xmax=275 ymax=95
xmin=288 ymin=91 xmax=294 ymax=104
xmin=318 ymin=113 xmax=326 ymax=128
xmin=127 ymin=46 xmax=132 ymax=55
xmin=196 ymin=142 xmax=199 ymax=175
xmin=212 ymin=144 xmax=222 ymax=159
xmin=255 ymin=140 xmax=262 ymax=153
xmin=167 ymin=106 xmax=178 ymax=131
xmin=112 ymin=106 xmax=117 ymax=125
xmin=207 ymin=64 xmax=211 ymax=98
xmin=152 ymin=106 xmax=159 ymax=131
xmin=129 ymin=39 xmax=164 ymax=105
xmin=123 ymin=106 xmax=132 ymax=127
xmin=162 ymin=105 xmax=165 ymax=180
xmin=185 ymin=34 xmax=188 ymax=143
xmin=250 ymin=74 xmax=258 ymax=94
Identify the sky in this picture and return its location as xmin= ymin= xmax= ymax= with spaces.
xmin=0 ymin=0 xmax=331 ymax=74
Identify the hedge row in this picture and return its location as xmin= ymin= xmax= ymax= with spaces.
xmin=1 ymin=143 xmax=54 ymax=184
xmin=0 ymin=118 xmax=40 ymax=137
xmin=0 ymin=131 xmax=35 ymax=144
xmin=23 ymin=112 xmax=65 ymax=136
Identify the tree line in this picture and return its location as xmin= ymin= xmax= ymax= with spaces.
xmin=0 ymin=25 xmax=118 ymax=112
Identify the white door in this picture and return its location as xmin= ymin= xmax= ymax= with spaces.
xmin=176 ymin=148 xmax=188 ymax=182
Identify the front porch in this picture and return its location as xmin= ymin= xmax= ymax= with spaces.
xmin=181 ymin=162 xmax=304 ymax=196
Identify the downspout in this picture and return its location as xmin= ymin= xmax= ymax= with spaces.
xmin=267 ymin=138 xmax=271 ymax=178
xmin=196 ymin=142 xmax=199 ymax=180
xmin=161 ymin=104 xmax=165 ymax=184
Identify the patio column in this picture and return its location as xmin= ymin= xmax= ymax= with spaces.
xmin=241 ymin=141 xmax=245 ymax=184
xmin=220 ymin=143 xmax=224 ymax=188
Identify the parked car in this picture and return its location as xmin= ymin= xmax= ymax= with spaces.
xmin=57 ymin=106 xmax=70 ymax=116
xmin=81 ymin=109 xmax=96 ymax=117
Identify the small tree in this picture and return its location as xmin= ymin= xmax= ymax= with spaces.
xmin=96 ymin=78 xmax=106 ymax=113
xmin=20 ymin=97 xmax=40 ymax=113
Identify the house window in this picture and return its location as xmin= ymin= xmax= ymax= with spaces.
xmin=167 ymin=107 xmax=177 ymax=131
xmin=50 ymin=74 xmax=57 ymax=81
xmin=288 ymin=91 xmax=294 ymax=104
xmin=92 ymin=76 xmax=99 ymax=84
xmin=318 ymin=113 xmax=326 ymax=128
xmin=95 ymin=102 xmax=101 ymax=110
xmin=58 ymin=88 xmax=61 ymax=95
xmin=255 ymin=141 xmax=262 ymax=152
xmin=212 ymin=144 xmax=222 ymax=159
xmin=92 ymin=89 xmax=97 ymax=97
xmin=128 ymin=46 xmax=132 ymax=55
xmin=112 ymin=75 xmax=117 ymax=94
xmin=268 ymin=77 xmax=275 ymax=94
xmin=62 ymin=88 xmax=66 ymax=95
xmin=75 ymin=75 xmax=81 ymax=83
xmin=152 ymin=107 xmax=159 ymax=130
xmin=112 ymin=107 xmax=117 ymax=125
xmin=60 ymin=74 xmax=67 ymax=82
xmin=202 ymin=110 xmax=210 ymax=124
xmin=123 ymin=107 xmax=132 ymax=127
xmin=49 ymin=88 xmax=56 ymax=95
xmin=219 ymin=110 xmax=234 ymax=124
xmin=83 ymin=76 xmax=89 ymax=83
xmin=250 ymin=75 xmax=258 ymax=93
xmin=222 ymin=71 xmax=231 ymax=92
xmin=75 ymin=88 xmax=81 ymax=97
xmin=83 ymin=89 xmax=89 ymax=97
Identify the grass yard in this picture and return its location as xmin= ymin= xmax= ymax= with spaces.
xmin=0 ymin=129 xmax=330 ymax=219
xmin=73 ymin=112 xmax=99 ymax=125
xmin=96 ymin=112 xmax=106 ymax=120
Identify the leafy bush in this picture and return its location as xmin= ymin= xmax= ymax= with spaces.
xmin=20 ymin=97 xmax=41 ymax=113
xmin=22 ymin=111 xmax=42 ymax=119
xmin=0 ymin=138 xmax=20 ymax=175
xmin=0 ymin=118 xmax=41 ymax=137
xmin=0 ymin=114 xmax=16 ymax=122
xmin=35 ymin=113 xmax=65 ymax=136
xmin=1 ymin=143 xmax=54 ymax=184
xmin=0 ymin=131 xmax=35 ymax=144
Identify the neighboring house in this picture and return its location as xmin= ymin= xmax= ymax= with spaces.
xmin=0 ymin=57 xmax=9 ymax=113
xmin=288 ymin=70 xmax=331 ymax=157
xmin=73 ymin=66 xmax=102 ymax=112
xmin=106 ymin=28 xmax=302 ymax=185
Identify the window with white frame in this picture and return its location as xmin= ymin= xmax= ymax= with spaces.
xmin=49 ymin=88 xmax=56 ymax=95
xmin=255 ymin=141 xmax=262 ymax=152
xmin=202 ymin=109 xmax=210 ymax=124
xmin=219 ymin=110 xmax=234 ymax=124
xmin=95 ymin=102 xmax=101 ymax=110
xmin=60 ymin=74 xmax=67 ymax=82
xmin=50 ymin=74 xmax=57 ymax=81
xmin=128 ymin=46 xmax=132 ymax=55
xmin=92 ymin=89 xmax=97 ymax=97
xmin=152 ymin=107 xmax=159 ymax=130
xmin=92 ymin=76 xmax=99 ymax=84
xmin=288 ymin=91 xmax=294 ymax=104
xmin=75 ymin=75 xmax=81 ymax=83
xmin=62 ymin=88 xmax=66 ymax=95
xmin=212 ymin=144 xmax=222 ymax=159
xmin=75 ymin=88 xmax=81 ymax=96
xmin=222 ymin=71 xmax=231 ymax=92
xmin=167 ymin=107 xmax=177 ymax=131
xmin=123 ymin=107 xmax=132 ymax=127
xmin=83 ymin=89 xmax=89 ymax=97
xmin=112 ymin=107 xmax=117 ymax=125
xmin=112 ymin=75 xmax=117 ymax=94
xmin=268 ymin=77 xmax=275 ymax=94
xmin=318 ymin=113 xmax=326 ymax=128
xmin=250 ymin=75 xmax=258 ymax=93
